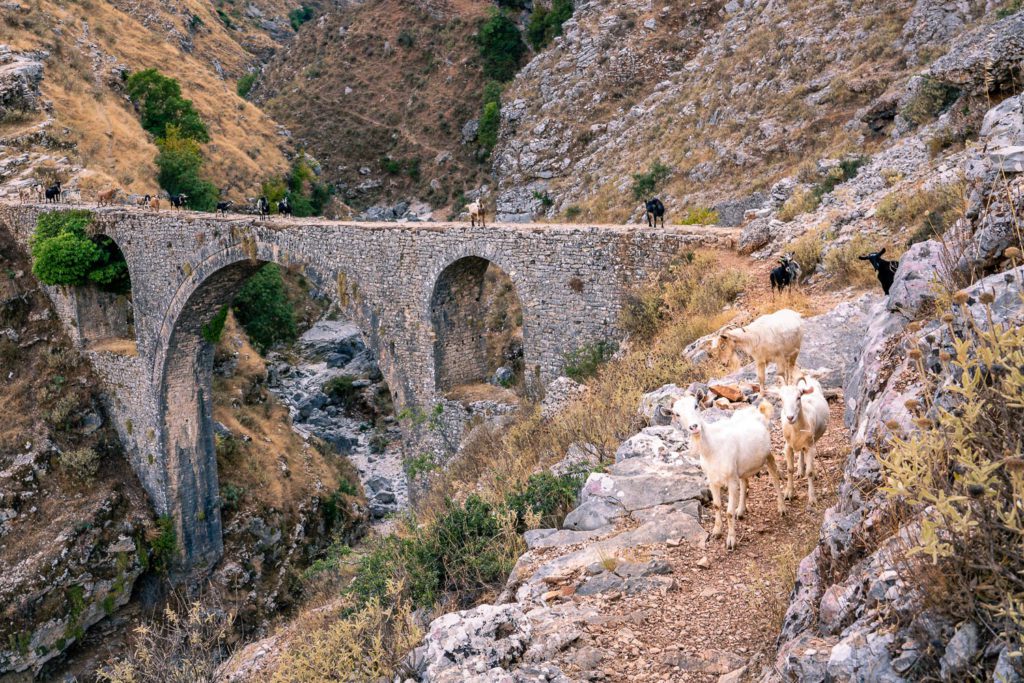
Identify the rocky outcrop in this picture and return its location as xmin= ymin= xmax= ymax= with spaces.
xmin=0 ymin=47 xmax=44 ymax=120
xmin=767 ymin=253 xmax=1024 ymax=681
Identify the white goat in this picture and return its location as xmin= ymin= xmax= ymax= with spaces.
xmin=466 ymin=201 xmax=485 ymax=227
xmin=713 ymin=308 xmax=803 ymax=389
xmin=669 ymin=393 xmax=785 ymax=550
xmin=778 ymin=375 xmax=829 ymax=506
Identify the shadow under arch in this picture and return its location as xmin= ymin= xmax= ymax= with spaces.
xmin=151 ymin=244 xmax=389 ymax=568
xmin=74 ymin=231 xmax=136 ymax=351
xmin=428 ymin=255 xmax=527 ymax=395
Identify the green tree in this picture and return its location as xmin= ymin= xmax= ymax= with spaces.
xmin=30 ymin=211 xmax=130 ymax=292
xmin=236 ymin=73 xmax=256 ymax=98
xmin=125 ymin=69 xmax=209 ymax=142
xmin=478 ymin=101 xmax=500 ymax=152
xmin=527 ymin=0 xmax=573 ymax=50
xmin=32 ymin=232 xmax=102 ymax=286
xmin=232 ymin=264 xmax=297 ymax=353
xmin=156 ymin=126 xmax=219 ymax=211
xmin=477 ymin=10 xmax=526 ymax=82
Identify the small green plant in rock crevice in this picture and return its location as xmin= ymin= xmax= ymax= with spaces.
xmin=631 ymin=161 xmax=671 ymax=201
xmin=564 ymin=340 xmax=618 ymax=381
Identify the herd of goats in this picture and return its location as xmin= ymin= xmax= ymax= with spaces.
xmin=16 ymin=181 xmax=294 ymax=218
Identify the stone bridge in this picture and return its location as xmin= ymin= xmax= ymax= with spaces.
xmin=0 ymin=203 xmax=735 ymax=569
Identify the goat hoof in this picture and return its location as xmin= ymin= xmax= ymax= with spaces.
xmin=736 ymin=509 xmax=746 ymax=519
xmin=784 ymin=489 xmax=793 ymax=501
xmin=726 ymin=537 xmax=736 ymax=550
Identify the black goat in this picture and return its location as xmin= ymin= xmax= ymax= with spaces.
xmin=169 ymin=193 xmax=189 ymax=210
xmin=216 ymin=201 xmax=232 ymax=215
xmin=644 ymin=198 xmax=665 ymax=228
xmin=44 ymin=181 xmax=62 ymax=203
xmin=770 ymin=252 xmax=801 ymax=294
xmin=278 ymin=197 xmax=291 ymax=216
xmin=858 ymin=248 xmax=899 ymax=295
xmin=256 ymin=196 xmax=270 ymax=219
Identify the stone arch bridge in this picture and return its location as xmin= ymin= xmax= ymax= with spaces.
xmin=0 ymin=203 xmax=734 ymax=568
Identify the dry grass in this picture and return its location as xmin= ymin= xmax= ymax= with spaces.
xmin=11 ymin=0 xmax=289 ymax=199
xmin=753 ymin=288 xmax=816 ymax=316
xmin=822 ymin=234 xmax=884 ymax=288
xmin=445 ymin=382 xmax=519 ymax=404
xmin=87 ymin=338 xmax=139 ymax=356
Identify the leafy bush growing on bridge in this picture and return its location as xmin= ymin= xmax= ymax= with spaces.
xmin=232 ymin=264 xmax=298 ymax=353
xmin=477 ymin=10 xmax=526 ymax=82
xmin=30 ymin=211 xmax=130 ymax=292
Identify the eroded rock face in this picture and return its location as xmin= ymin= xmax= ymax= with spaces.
xmin=0 ymin=47 xmax=44 ymax=120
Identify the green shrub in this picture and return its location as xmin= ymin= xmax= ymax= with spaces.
xmin=149 ymin=515 xmax=177 ymax=574
xmin=677 ymin=206 xmax=719 ymax=225
xmin=201 ymin=305 xmax=229 ymax=344
xmin=348 ymin=496 xmax=521 ymax=610
xmin=288 ymin=5 xmax=314 ymax=30
xmin=155 ymin=126 xmax=219 ymax=211
xmin=875 ymin=182 xmax=963 ymax=243
xmin=403 ymin=452 xmax=437 ymax=480
xmin=125 ymin=69 xmax=208 ymax=142
xmin=236 ymin=73 xmax=256 ymax=98
xmin=565 ymin=205 xmax=582 ymax=220
xmin=30 ymin=211 xmax=130 ymax=291
xmin=526 ymin=0 xmax=573 ymax=50
xmin=564 ymin=340 xmax=618 ymax=381
xmin=996 ymin=0 xmax=1022 ymax=17
xmin=532 ymin=190 xmax=554 ymax=209
xmin=482 ymin=80 xmax=502 ymax=106
xmin=232 ymin=264 xmax=298 ymax=353
xmin=505 ymin=465 xmax=592 ymax=530
xmin=477 ymin=100 xmax=500 ymax=152
xmin=477 ymin=10 xmax=526 ymax=82
xmin=900 ymin=77 xmax=960 ymax=126
xmin=631 ymin=161 xmax=671 ymax=200
xmin=323 ymin=374 xmax=359 ymax=408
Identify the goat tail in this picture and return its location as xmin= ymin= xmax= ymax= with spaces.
xmin=757 ymin=400 xmax=774 ymax=423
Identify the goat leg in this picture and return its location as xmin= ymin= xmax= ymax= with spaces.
xmin=765 ymin=454 xmax=786 ymax=516
xmin=726 ymin=480 xmax=739 ymax=550
xmin=806 ymin=445 xmax=817 ymax=507
xmin=737 ymin=478 xmax=748 ymax=518
xmin=783 ymin=443 xmax=795 ymax=500
xmin=710 ymin=484 xmax=723 ymax=538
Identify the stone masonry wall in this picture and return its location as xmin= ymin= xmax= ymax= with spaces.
xmin=0 ymin=202 xmax=734 ymax=567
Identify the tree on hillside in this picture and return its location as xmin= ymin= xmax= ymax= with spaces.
xmin=477 ymin=10 xmax=526 ymax=82
xmin=527 ymin=0 xmax=574 ymax=51
xmin=232 ymin=264 xmax=297 ymax=353
xmin=156 ymin=126 xmax=219 ymax=211
xmin=126 ymin=68 xmax=209 ymax=142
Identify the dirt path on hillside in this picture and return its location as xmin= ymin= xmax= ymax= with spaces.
xmin=553 ymin=399 xmax=849 ymax=682
xmin=547 ymin=250 xmax=859 ymax=682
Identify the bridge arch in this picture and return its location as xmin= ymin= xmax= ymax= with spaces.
xmin=428 ymin=252 xmax=529 ymax=396
xmin=151 ymin=243 xmax=388 ymax=567
xmin=72 ymin=231 xmax=136 ymax=349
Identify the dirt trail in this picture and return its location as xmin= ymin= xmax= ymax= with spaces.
xmin=548 ymin=249 xmax=860 ymax=682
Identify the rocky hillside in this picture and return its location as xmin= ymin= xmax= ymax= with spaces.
xmin=0 ymin=0 xmax=299 ymax=201
xmin=0 ymin=225 xmax=155 ymax=677
xmin=493 ymin=0 xmax=1019 ymax=223
xmin=253 ymin=0 xmax=495 ymax=215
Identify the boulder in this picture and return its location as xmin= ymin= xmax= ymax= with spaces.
xmin=540 ymin=376 xmax=587 ymax=419
xmin=978 ymin=93 xmax=1024 ymax=175
xmin=638 ymin=383 xmax=687 ymax=425
xmin=416 ymin=603 xmax=537 ymax=682
xmin=938 ymin=621 xmax=979 ymax=681
xmin=887 ymin=240 xmax=944 ymax=320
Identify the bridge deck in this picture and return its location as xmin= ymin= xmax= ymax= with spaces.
xmin=12 ymin=201 xmax=742 ymax=239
